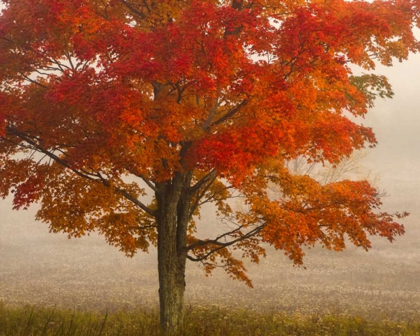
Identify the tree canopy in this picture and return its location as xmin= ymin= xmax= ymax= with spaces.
xmin=0 ymin=0 xmax=417 ymax=330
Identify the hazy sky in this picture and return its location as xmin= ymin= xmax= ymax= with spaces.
xmin=360 ymin=53 xmax=420 ymax=220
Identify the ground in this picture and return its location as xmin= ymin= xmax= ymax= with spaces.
xmin=1 ymin=195 xmax=420 ymax=322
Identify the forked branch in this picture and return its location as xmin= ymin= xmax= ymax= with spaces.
xmin=190 ymin=169 xmax=218 ymax=192
xmin=186 ymin=224 xmax=264 ymax=262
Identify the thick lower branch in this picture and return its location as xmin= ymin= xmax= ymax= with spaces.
xmin=5 ymin=126 xmax=156 ymax=217
xmin=186 ymin=224 xmax=264 ymax=262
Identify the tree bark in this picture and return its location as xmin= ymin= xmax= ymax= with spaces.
xmin=157 ymin=226 xmax=186 ymax=334
xmin=156 ymin=173 xmax=191 ymax=334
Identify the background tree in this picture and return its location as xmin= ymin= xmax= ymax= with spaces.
xmin=286 ymin=150 xmax=380 ymax=185
xmin=0 ymin=0 xmax=418 ymax=333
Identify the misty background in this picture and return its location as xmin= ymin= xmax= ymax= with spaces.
xmin=1 ymin=48 xmax=420 ymax=319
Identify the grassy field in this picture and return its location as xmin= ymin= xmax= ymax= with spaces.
xmin=2 ymin=195 xmax=420 ymax=334
xmin=2 ymin=228 xmax=420 ymax=321
xmin=2 ymin=303 xmax=420 ymax=336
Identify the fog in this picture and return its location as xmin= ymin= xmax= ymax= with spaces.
xmin=1 ymin=47 xmax=420 ymax=321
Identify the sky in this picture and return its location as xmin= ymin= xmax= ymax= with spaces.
xmin=360 ymin=52 xmax=420 ymax=219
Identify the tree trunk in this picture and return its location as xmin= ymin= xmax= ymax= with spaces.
xmin=157 ymin=218 xmax=187 ymax=334
xmin=156 ymin=174 xmax=191 ymax=334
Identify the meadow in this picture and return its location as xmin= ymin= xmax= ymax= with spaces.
xmin=2 ymin=304 xmax=420 ymax=335
xmin=1 ymin=194 xmax=420 ymax=334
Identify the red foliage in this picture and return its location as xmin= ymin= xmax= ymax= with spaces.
xmin=0 ymin=0 xmax=418 ymax=284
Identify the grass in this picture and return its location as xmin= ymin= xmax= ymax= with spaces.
xmin=2 ymin=210 xmax=420 ymax=335
xmin=1 ymin=303 xmax=420 ymax=336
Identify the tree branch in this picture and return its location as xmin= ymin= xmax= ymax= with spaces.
xmin=187 ymin=225 xmax=245 ymax=250
xmin=190 ymin=169 xmax=218 ymax=192
xmin=6 ymin=126 xmax=157 ymax=217
xmin=197 ymin=188 xmax=240 ymax=207
xmin=211 ymin=100 xmax=247 ymax=127
xmin=120 ymin=0 xmax=147 ymax=19
xmin=232 ymin=0 xmax=244 ymax=10
xmin=189 ymin=173 xmax=218 ymax=218
xmin=186 ymin=224 xmax=264 ymax=262
xmin=138 ymin=174 xmax=157 ymax=192
xmin=20 ymin=74 xmax=47 ymax=89
xmin=202 ymin=88 xmax=221 ymax=130
xmin=96 ymin=172 xmax=156 ymax=217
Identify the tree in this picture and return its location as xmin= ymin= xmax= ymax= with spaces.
xmin=287 ymin=150 xmax=379 ymax=185
xmin=0 ymin=0 xmax=417 ymax=333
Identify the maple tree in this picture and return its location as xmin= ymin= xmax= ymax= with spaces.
xmin=0 ymin=0 xmax=418 ymax=333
